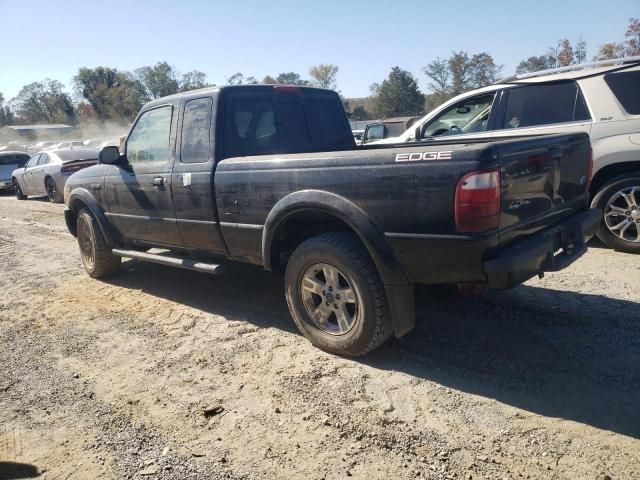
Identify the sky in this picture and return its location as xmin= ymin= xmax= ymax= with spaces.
xmin=0 ymin=0 xmax=637 ymax=101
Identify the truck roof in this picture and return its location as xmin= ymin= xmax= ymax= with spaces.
xmin=143 ymin=84 xmax=337 ymax=109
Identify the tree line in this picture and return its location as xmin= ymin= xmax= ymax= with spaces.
xmin=0 ymin=17 xmax=637 ymax=129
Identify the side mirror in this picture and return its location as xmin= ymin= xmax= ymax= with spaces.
xmin=414 ymin=126 xmax=421 ymax=141
xmin=99 ymin=146 xmax=122 ymax=165
xmin=362 ymin=126 xmax=370 ymax=144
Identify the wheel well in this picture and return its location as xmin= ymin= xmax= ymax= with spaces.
xmin=270 ymin=211 xmax=356 ymax=272
xmin=590 ymin=162 xmax=640 ymax=198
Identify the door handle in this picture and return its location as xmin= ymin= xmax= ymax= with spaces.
xmin=152 ymin=177 xmax=165 ymax=187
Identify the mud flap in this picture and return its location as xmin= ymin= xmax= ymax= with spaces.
xmin=385 ymin=283 xmax=415 ymax=338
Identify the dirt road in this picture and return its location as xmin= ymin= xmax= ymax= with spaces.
xmin=1 ymin=194 xmax=639 ymax=480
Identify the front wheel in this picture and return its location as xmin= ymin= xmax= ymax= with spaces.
xmin=284 ymin=232 xmax=393 ymax=356
xmin=593 ymin=176 xmax=640 ymax=253
xmin=76 ymin=209 xmax=121 ymax=278
xmin=13 ymin=178 xmax=26 ymax=200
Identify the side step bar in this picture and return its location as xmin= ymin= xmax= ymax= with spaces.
xmin=111 ymin=249 xmax=224 ymax=275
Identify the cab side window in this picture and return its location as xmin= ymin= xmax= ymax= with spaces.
xmin=422 ymin=93 xmax=496 ymax=138
xmin=126 ymin=106 xmax=173 ymax=164
xmin=37 ymin=154 xmax=49 ymax=166
xmin=181 ymin=97 xmax=212 ymax=164
xmin=501 ymin=82 xmax=591 ymax=129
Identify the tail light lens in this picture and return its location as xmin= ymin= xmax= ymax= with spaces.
xmin=455 ymin=168 xmax=501 ymax=233
xmin=61 ymin=160 xmax=97 ymax=174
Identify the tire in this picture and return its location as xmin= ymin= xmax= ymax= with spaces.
xmin=284 ymin=232 xmax=393 ymax=356
xmin=76 ymin=208 xmax=121 ymax=278
xmin=13 ymin=178 xmax=26 ymax=200
xmin=593 ymin=175 xmax=640 ymax=254
xmin=45 ymin=177 xmax=64 ymax=203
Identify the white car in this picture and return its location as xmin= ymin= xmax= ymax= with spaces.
xmin=372 ymin=57 xmax=640 ymax=253
xmin=12 ymin=149 xmax=98 ymax=203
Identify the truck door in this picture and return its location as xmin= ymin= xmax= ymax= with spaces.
xmin=104 ymin=104 xmax=182 ymax=246
xmin=171 ymin=95 xmax=228 ymax=253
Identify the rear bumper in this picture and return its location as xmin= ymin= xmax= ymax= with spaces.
xmin=483 ymin=208 xmax=601 ymax=289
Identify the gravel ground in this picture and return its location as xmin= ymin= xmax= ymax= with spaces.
xmin=1 ymin=193 xmax=639 ymax=480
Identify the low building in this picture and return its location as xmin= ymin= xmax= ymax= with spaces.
xmin=0 ymin=124 xmax=74 ymax=139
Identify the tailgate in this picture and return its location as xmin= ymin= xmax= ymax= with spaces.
xmin=495 ymin=133 xmax=591 ymax=245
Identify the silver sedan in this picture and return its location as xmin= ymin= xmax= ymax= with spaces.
xmin=12 ymin=149 xmax=98 ymax=203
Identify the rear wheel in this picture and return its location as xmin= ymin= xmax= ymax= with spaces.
xmin=13 ymin=178 xmax=26 ymax=200
xmin=284 ymin=232 xmax=393 ymax=356
xmin=594 ymin=176 xmax=640 ymax=253
xmin=45 ymin=177 xmax=63 ymax=203
xmin=76 ymin=208 xmax=121 ymax=278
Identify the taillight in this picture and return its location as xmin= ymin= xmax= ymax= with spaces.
xmin=273 ymin=85 xmax=300 ymax=93
xmin=61 ymin=160 xmax=97 ymax=174
xmin=455 ymin=168 xmax=501 ymax=233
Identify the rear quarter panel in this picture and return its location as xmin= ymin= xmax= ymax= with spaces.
xmin=214 ymin=144 xmax=497 ymax=261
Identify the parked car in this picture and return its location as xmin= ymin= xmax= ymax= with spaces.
xmin=370 ymin=57 xmax=640 ymax=252
xmin=361 ymin=116 xmax=421 ymax=144
xmin=12 ymin=149 xmax=98 ymax=203
xmin=47 ymin=140 xmax=85 ymax=150
xmin=0 ymin=151 xmax=30 ymax=192
xmin=63 ymin=84 xmax=598 ymax=356
xmin=28 ymin=141 xmax=58 ymax=153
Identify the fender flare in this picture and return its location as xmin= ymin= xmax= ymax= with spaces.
xmin=67 ymin=188 xmax=119 ymax=246
xmin=262 ymin=190 xmax=414 ymax=337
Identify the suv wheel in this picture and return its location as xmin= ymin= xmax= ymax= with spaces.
xmin=13 ymin=178 xmax=26 ymax=200
xmin=593 ymin=175 xmax=640 ymax=253
xmin=76 ymin=208 xmax=121 ymax=278
xmin=45 ymin=177 xmax=63 ymax=203
xmin=284 ymin=232 xmax=393 ymax=356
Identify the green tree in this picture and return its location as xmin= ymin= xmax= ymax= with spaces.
xmin=275 ymin=72 xmax=308 ymax=85
xmin=448 ymin=51 xmax=472 ymax=95
xmin=515 ymin=52 xmax=557 ymax=74
xmin=575 ymin=36 xmax=587 ymax=64
xmin=468 ymin=53 xmax=502 ymax=88
xmin=350 ymin=105 xmax=372 ymax=121
xmin=180 ymin=70 xmax=210 ymax=91
xmin=262 ymin=75 xmax=277 ymax=84
xmin=308 ymin=64 xmax=339 ymax=89
xmin=12 ymin=79 xmax=75 ymax=124
xmin=136 ymin=62 xmax=179 ymax=99
xmin=0 ymin=92 xmax=14 ymax=127
xmin=226 ymin=73 xmax=245 ymax=85
xmin=422 ymin=57 xmax=450 ymax=106
xmin=73 ymin=67 xmax=147 ymax=121
xmin=370 ymin=67 xmax=424 ymax=118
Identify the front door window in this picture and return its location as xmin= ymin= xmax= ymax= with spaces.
xmin=422 ymin=93 xmax=496 ymax=138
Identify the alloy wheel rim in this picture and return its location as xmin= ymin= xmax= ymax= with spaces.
xmin=78 ymin=218 xmax=95 ymax=268
xmin=300 ymin=263 xmax=359 ymax=335
xmin=46 ymin=179 xmax=56 ymax=201
xmin=604 ymin=186 xmax=640 ymax=243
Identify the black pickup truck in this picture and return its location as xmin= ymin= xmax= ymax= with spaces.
xmin=64 ymin=84 xmax=600 ymax=356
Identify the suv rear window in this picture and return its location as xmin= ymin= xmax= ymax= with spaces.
xmin=223 ymin=88 xmax=354 ymax=158
xmin=604 ymin=70 xmax=640 ymax=115
xmin=0 ymin=154 xmax=28 ymax=166
xmin=502 ymin=82 xmax=591 ymax=129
